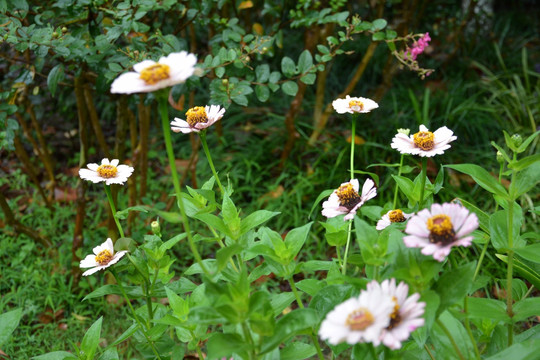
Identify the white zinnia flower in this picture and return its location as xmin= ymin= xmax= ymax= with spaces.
xmin=322 ymin=178 xmax=377 ymax=221
xmin=390 ymin=124 xmax=457 ymax=157
xmin=367 ymin=279 xmax=425 ymax=350
xmin=79 ymin=158 xmax=134 ymax=185
xmin=170 ymin=105 xmax=225 ymax=133
xmin=110 ymin=51 xmax=197 ymax=94
xmin=79 ymin=238 xmax=128 ymax=276
xmin=319 ymin=285 xmax=395 ymax=345
xmin=376 ymin=209 xmax=413 ymax=230
xmin=332 ymin=95 xmax=379 ymax=114
xmin=403 ymin=203 xmax=479 ymax=262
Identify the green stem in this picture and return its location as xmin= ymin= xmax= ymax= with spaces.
xmin=335 ymin=244 xmax=342 ymax=268
xmin=419 ymin=157 xmax=428 ymax=209
xmin=393 ymin=154 xmax=405 ymax=209
xmin=424 ymin=344 xmax=436 ymax=360
xmin=506 ymin=154 xmax=517 ymax=346
xmin=350 ymin=116 xmax=357 ymax=179
xmin=110 ymin=270 xmax=162 ymax=360
xmin=157 ymin=93 xmax=209 ymax=277
xmin=241 ymin=322 xmax=256 ymax=360
xmin=289 ymin=278 xmax=325 ymax=360
xmin=436 ymin=319 xmax=465 ymax=360
xmin=125 ymin=254 xmax=154 ymax=324
xmin=199 ymin=130 xmax=224 ymax=194
xmin=341 ymin=221 xmax=353 ymax=275
xmin=104 ymin=185 xmax=124 ymax=238
xmin=463 ymin=296 xmax=481 ymax=359
xmin=473 ymin=241 xmax=489 ymax=280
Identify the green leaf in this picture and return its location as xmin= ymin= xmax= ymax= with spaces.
xmin=269 ymin=71 xmax=281 ymax=84
xmin=309 ymin=284 xmax=353 ymax=317
xmin=392 ymin=175 xmax=416 ymax=201
xmin=255 ymin=85 xmax=270 ymax=102
xmin=489 ymin=208 xmax=524 ymax=251
xmin=80 ymin=317 xmax=103 ymax=360
xmin=165 ymin=286 xmax=188 ymax=319
xmin=206 ymin=333 xmax=252 ymax=359
xmin=491 ymin=141 xmax=512 ymax=164
xmin=281 ymin=81 xmax=299 ymax=96
xmin=256 ymin=64 xmax=270 ymax=83
xmin=434 ymin=262 xmax=476 ymax=315
xmin=508 ymin=154 xmax=540 ymax=172
xmin=260 ymin=308 xmax=319 ymax=354
xmin=281 ymin=56 xmax=296 ymax=77
xmin=31 ymin=352 xmax=77 ymax=360
xmin=445 ymin=164 xmax=508 ymax=198
xmin=372 ymin=32 xmax=385 ymax=41
xmin=297 ymin=49 xmax=313 ymax=73
xmin=47 ymin=64 xmax=64 ymax=97
xmin=194 ymin=213 xmax=232 ymax=238
xmin=385 ymin=29 xmax=397 ymax=40
xmin=466 ymin=297 xmax=510 ymax=322
xmin=0 ymin=308 xmax=22 ymax=347
xmin=372 ymin=18 xmax=387 ymax=30
xmin=509 ymin=161 xmax=540 ymax=200
xmin=98 ymin=348 xmax=119 ymax=360
xmin=284 ymin=222 xmax=313 ymax=261
xmin=497 ymin=254 xmax=540 ymax=291
xmin=216 ymin=243 xmax=243 ymax=271
xmin=115 ymin=205 xmax=149 ymax=220
xmin=214 ymin=66 xmax=225 ymax=78
xmin=240 ymin=210 xmax=279 ymax=235
xmin=515 ymin=244 xmax=540 ymax=264
xmin=517 ymin=130 xmax=540 ymax=153
xmin=308 ymin=189 xmax=334 ymax=219
xmin=281 ymin=342 xmax=316 ymax=360
xmin=513 ymin=298 xmax=540 ymax=322
xmin=486 ymin=339 xmax=540 ymax=360
xmin=300 ymin=73 xmax=316 ymax=85
xmin=83 ymin=284 xmax=143 ymax=301
xmin=222 ymin=193 xmax=240 ymax=238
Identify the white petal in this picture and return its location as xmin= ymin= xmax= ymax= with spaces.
xmin=110 ymin=159 xmax=120 ymax=167
xmin=87 ymin=163 xmax=99 ymax=171
xmin=82 ymin=266 xmax=104 ymax=276
xmin=80 ymin=254 xmax=98 ymax=268
xmin=79 ymin=169 xmax=104 ymax=183
xmin=133 ymin=60 xmax=157 ymax=73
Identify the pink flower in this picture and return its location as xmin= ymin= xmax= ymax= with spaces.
xmin=322 ymin=179 xmax=377 ymax=221
xmin=405 ymin=33 xmax=431 ymax=61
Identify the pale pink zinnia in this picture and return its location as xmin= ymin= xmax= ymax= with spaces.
xmin=171 ymin=105 xmax=225 ymax=133
xmin=376 ymin=209 xmax=413 ymax=230
xmin=391 ymin=124 xmax=457 ymax=157
xmin=322 ymin=179 xmax=377 ymax=221
xmin=332 ymin=95 xmax=379 ymax=114
xmin=367 ymin=279 xmax=425 ymax=350
xmin=403 ymin=203 xmax=479 ymax=262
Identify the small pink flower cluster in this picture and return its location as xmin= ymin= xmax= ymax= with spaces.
xmin=406 ymin=33 xmax=431 ymax=61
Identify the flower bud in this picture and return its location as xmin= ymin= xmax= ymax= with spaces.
xmin=397 ymin=128 xmax=410 ymax=135
xmin=151 ymin=221 xmax=161 ymax=236
xmin=61 ymin=26 xmax=68 ymax=33
xmin=221 ymin=78 xmax=229 ymax=86
xmin=511 ymin=134 xmax=523 ymax=148
xmin=496 ymin=151 xmax=505 ymax=164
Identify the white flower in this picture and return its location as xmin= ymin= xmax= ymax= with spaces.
xmin=319 ymin=285 xmax=395 ymax=345
xmin=110 ymin=51 xmax=197 ymax=94
xmin=79 ymin=238 xmax=128 ymax=276
xmin=170 ymin=105 xmax=225 ymax=133
xmin=79 ymin=158 xmax=134 ymax=185
xmin=403 ymin=203 xmax=479 ymax=262
xmin=367 ymin=279 xmax=425 ymax=350
xmin=376 ymin=209 xmax=413 ymax=230
xmin=390 ymin=124 xmax=457 ymax=157
xmin=322 ymin=178 xmax=377 ymax=221
xmin=332 ymin=95 xmax=379 ymax=114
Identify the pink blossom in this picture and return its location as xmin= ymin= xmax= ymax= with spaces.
xmin=406 ymin=33 xmax=431 ymax=61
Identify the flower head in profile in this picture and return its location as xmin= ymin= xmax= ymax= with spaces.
xmin=111 ymin=51 xmax=197 ymax=94
xmin=79 ymin=238 xmax=128 ymax=276
xmin=322 ymin=178 xmax=377 ymax=221
xmin=376 ymin=209 xmax=413 ymax=230
xmin=391 ymin=124 xmax=457 ymax=157
xmin=367 ymin=279 xmax=425 ymax=349
xmin=319 ymin=285 xmax=395 ymax=345
xmin=170 ymin=105 xmax=225 ymax=134
xmin=403 ymin=202 xmax=479 ymax=261
xmin=332 ymin=95 xmax=379 ymax=114
xmin=79 ymin=158 xmax=134 ymax=185
xmin=405 ymin=32 xmax=431 ymax=61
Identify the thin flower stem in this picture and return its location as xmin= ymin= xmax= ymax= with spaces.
xmin=424 ymin=344 xmax=436 ymax=360
xmin=104 ymin=185 xmax=125 ymax=238
xmin=125 ymin=254 xmax=154 ymax=323
xmin=199 ymin=130 xmax=225 ymax=194
xmin=157 ymin=93 xmax=209 ymax=277
xmin=110 ymin=270 xmax=162 ymax=360
xmin=436 ymin=319 xmax=465 ymax=360
xmin=419 ymin=157 xmax=428 ymax=209
xmin=288 ymin=278 xmax=325 ymax=360
xmin=473 ymin=241 xmax=489 ymax=281
xmin=241 ymin=322 xmax=256 ymax=360
xmin=506 ymin=154 xmax=517 ymax=346
xmin=196 ymin=345 xmax=204 ymax=360
xmin=463 ymin=296 xmax=481 ymax=359
xmin=335 ymin=244 xmax=342 ymax=268
xmin=350 ymin=116 xmax=357 ymax=179
xmin=341 ymin=221 xmax=353 ymax=275
xmin=393 ymin=154 xmax=405 ymax=208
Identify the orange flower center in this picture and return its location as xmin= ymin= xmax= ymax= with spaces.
xmin=427 ymin=214 xmax=456 ymax=245
xmin=413 ymin=131 xmax=435 ymax=151
xmin=186 ymin=106 xmax=208 ymax=127
xmin=97 ymin=164 xmax=118 ymax=178
xmin=95 ymin=249 xmax=113 ymax=265
xmin=389 ymin=209 xmax=406 ymax=223
xmin=388 ymin=296 xmax=402 ymax=330
xmin=336 ymin=183 xmax=362 ymax=210
xmin=348 ymin=100 xmax=364 ymax=112
xmin=139 ymin=63 xmax=170 ymax=85
xmin=346 ymin=308 xmax=374 ymax=331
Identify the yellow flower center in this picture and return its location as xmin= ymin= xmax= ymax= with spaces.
xmin=97 ymin=164 xmax=118 ymax=178
xmin=427 ymin=214 xmax=456 ymax=245
xmin=388 ymin=296 xmax=402 ymax=330
xmin=346 ymin=308 xmax=374 ymax=331
xmin=139 ymin=63 xmax=170 ymax=85
xmin=186 ymin=106 xmax=208 ymax=127
xmin=388 ymin=209 xmax=406 ymax=223
xmin=413 ymin=131 xmax=435 ymax=151
xmin=95 ymin=249 xmax=113 ymax=265
xmin=348 ymin=100 xmax=364 ymax=112
xmin=336 ymin=183 xmax=362 ymax=210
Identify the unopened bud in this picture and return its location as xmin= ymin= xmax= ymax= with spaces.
xmin=151 ymin=221 xmax=161 ymax=236
xmin=221 ymin=78 xmax=229 ymax=86
xmin=61 ymin=26 xmax=68 ymax=33
xmin=496 ymin=151 xmax=504 ymax=164
xmin=397 ymin=128 xmax=410 ymax=136
xmin=511 ymin=134 xmax=523 ymax=148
